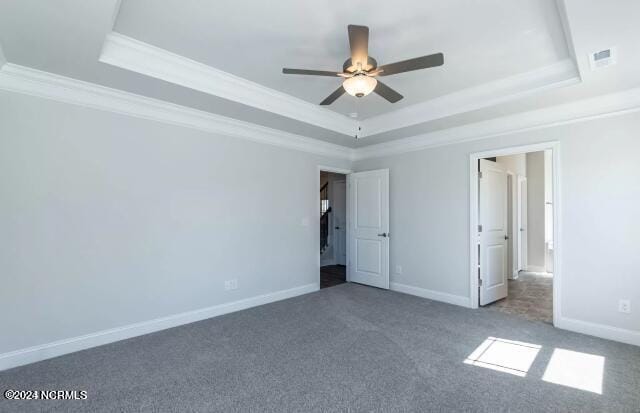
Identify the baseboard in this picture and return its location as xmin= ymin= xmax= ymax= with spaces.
xmin=320 ymin=258 xmax=336 ymax=267
xmin=390 ymin=282 xmax=471 ymax=308
xmin=526 ymin=265 xmax=546 ymax=272
xmin=0 ymin=283 xmax=318 ymax=371
xmin=556 ymin=316 xmax=640 ymax=347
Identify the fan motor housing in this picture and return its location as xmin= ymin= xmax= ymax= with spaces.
xmin=343 ymin=56 xmax=378 ymax=73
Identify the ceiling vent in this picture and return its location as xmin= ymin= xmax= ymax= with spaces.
xmin=589 ymin=47 xmax=617 ymax=71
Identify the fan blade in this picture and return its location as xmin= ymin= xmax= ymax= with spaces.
xmin=282 ymin=68 xmax=342 ymax=77
xmin=348 ymin=25 xmax=369 ymax=68
xmin=378 ymin=53 xmax=444 ymax=76
xmin=320 ymin=86 xmax=346 ymax=105
xmin=374 ymin=81 xmax=403 ymax=103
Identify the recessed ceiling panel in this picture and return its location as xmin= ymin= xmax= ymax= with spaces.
xmin=114 ymin=0 xmax=570 ymax=118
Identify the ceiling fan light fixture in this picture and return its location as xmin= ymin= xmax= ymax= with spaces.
xmin=343 ymin=74 xmax=377 ymax=98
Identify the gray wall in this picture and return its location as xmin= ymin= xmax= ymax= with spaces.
xmin=2 ymin=87 xmax=640 ymax=354
xmin=354 ymin=112 xmax=640 ymax=333
xmin=526 ymin=151 xmax=546 ymax=270
xmin=0 ymin=91 xmax=349 ymax=354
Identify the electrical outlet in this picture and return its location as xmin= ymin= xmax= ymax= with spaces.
xmin=395 ymin=265 xmax=403 ymax=275
xmin=225 ymin=279 xmax=238 ymax=291
xmin=618 ymin=299 xmax=631 ymax=314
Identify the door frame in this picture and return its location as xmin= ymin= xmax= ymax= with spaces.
xmin=505 ymin=171 xmax=516 ymax=279
xmin=468 ymin=141 xmax=561 ymax=326
xmin=318 ymin=166 xmax=352 ymax=285
xmin=333 ymin=180 xmax=347 ymax=266
xmin=516 ymin=175 xmax=528 ymax=273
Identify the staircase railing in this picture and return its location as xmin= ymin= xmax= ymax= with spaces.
xmin=320 ymin=182 xmax=331 ymax=252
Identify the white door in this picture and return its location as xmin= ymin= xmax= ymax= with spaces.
xmin=479 ymin=159 xmax=508 ymax=305
xmin=517 ymin=176 xmax=528 ymax=272
xmin=334 ymin=180 xmax=347 ymax=266
xmin=348 ymin=169 xmax=389 ymax=289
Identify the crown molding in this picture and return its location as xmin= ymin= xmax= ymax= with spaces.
xmin=0 ymin=63 xmax=354 ymax=160
xmin=100 ymin=32 xmax=581 ymax=142
xmin=99 ymin=32 xmax=358 ymax=137
xmin=358 ymin=59 xmax=580 ymax=138
xmin=353 ymin=86 xmax=640 ymax=160
xmin=2 ymin=63 xmax=639 ymax=164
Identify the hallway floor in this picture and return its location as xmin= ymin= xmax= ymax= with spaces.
xmin=320 ymin=265 xmax=346 ymax=289
xmin=485 ymin=271 xmax=553 ymax=324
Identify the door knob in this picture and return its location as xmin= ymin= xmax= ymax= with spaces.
xmin=377 ymin=232 xmax=388 ymax=237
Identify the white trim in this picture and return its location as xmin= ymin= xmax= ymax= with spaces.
xmin=556 ymin=317 xmax=640 ymax=347
xmin=354 ymin=87 xmax=640 ymax=160
xmin=516 ymin=175 xmax=528 ymax=272
xmin=526 ymin=265 xmax=547 ymax=273
xmin=0 ymin=283 xmax=318 ymax=371
xmin=468 ymin=141 xmax=562 ymax=330
xmin=318 ymin=165 xmax=353 ymax=175
xmin=3 ymin=63 xmax=640 ymax=164
xmin=359 ymin=59 xmax=580 ymax=138
xmin=0 ymin=64 xmax=354 ymax=161
xmin=100 ymin=32 xmax=357 ymax=137
xmin=390 ymin=282 xmax=471 ymax=308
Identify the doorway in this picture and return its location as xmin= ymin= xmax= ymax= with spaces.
xmin=470 ymin=143 xmax=559 ymax=325
xmin=317 ymin=166 xmax=390 ymax=291
xmin=319 ymin=170 xmax=348 ymax=288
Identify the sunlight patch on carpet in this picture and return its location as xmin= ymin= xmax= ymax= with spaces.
xmin=464 ymin=337 xmax=541 ymax=377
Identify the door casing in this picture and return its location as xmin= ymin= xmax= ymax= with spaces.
xmin=517 ymin=176 xmax=528 ymax=273
xmin=333 ymin=180 xmax=347 ymax=266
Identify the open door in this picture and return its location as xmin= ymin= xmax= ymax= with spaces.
xmin=479 ymin=159 xmax=508 ymax=305
xmin=348 ymin=169 xmax=389 ymax=289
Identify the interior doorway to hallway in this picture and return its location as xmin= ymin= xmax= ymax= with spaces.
xmin=471 ymin=146 xmax=557 ymax=324
xmin=320 ymin=170 xmax=347 ymax=289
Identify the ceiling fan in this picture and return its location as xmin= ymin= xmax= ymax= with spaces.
xmin=282 ymin=25 xmax=444 ymax=105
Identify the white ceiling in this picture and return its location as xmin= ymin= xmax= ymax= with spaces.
xmin=0 ymin=0 xmax=639 ymax=150
xmin=114 ymin=0 xmax=569 ymax=119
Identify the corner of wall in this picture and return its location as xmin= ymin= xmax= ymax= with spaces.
xmin=0 ymin=42 xmax=7 ymax=69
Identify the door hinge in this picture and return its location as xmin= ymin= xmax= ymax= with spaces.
xmin=478 ymin=224 xmax=483 ymax=232
xmin=479 ymin=171 xmax=483 ymax=179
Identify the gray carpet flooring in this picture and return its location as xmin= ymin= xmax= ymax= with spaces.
xmin=1 ymin=283 xmax=639 ymax=412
